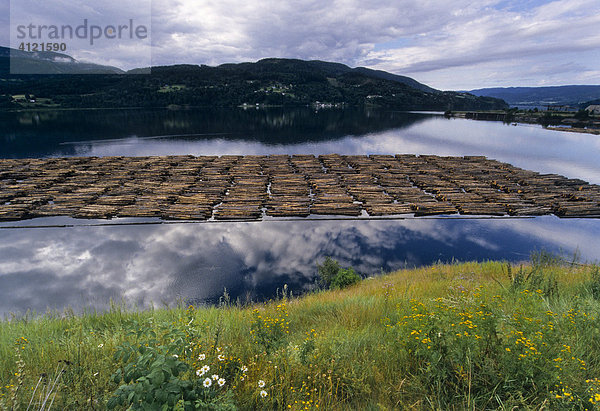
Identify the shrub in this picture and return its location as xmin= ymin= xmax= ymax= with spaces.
xmin=316 ymin=257 xmax=341 ymax=289
xmin=107 ymin=313 xmax=265 ymax=410
xmin=329 ymin=267 xmax=361 ymax=289
xmin=317 ymin=257 xmax=361 ymax=289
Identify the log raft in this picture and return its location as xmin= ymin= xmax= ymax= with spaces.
xmin=1 ymin=154 xmax=599 ymax=222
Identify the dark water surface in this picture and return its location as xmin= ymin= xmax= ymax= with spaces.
xmin=1 ymin=108 xmax=599 ymax=315
xmin=1 ymin=216 xmax=598 ymax=315
xmin=2 ymin=107 xmax=599 ymax=183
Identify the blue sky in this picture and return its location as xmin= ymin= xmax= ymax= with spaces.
xmin=2 ymin=0 xmax=600 ymax=90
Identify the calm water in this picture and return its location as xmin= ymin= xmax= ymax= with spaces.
xmin=1 ymin=108 xmax=599 ymax=315
xmin=2 ymin=108 xmax=599 ymax=183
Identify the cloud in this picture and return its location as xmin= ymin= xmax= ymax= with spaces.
xmin=6 ymin=0 xmax=151 ymax=70
xmin=147 ymin=0 xmax=600 ymax=88
xmin=148 ymin=0 xmax=498 ymax=67
xmin=2 ymin=0 xmax=599 ymax=89
xmin=2 ymin=213 xmax=599 ymax=315
xmin=361 ymin=0 xmax=600 ymax=88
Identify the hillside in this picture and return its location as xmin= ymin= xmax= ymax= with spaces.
xmin=1 ymin=259 xmax=599 ymax=409
xmin=470 ymin=85 xmax=600 ymax=106
xmin=0 ymin=49 xmax=507 ymax=111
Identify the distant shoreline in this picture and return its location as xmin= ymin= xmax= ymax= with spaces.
xmin=446 ymin=110 xmax=600 ymax=135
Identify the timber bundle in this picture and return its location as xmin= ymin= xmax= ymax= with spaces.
xmin=1 ymin=154 xmax=599 ymax=222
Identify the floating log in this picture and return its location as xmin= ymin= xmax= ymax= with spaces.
xmin=1 ymin=155 xmax=599 ymax=221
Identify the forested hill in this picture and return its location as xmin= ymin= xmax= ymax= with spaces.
xmin=0 ymin=51 xmax=507 ymax=110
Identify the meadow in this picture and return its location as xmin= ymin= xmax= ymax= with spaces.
xmin=1 ymin=253 xmax=600 ymax=410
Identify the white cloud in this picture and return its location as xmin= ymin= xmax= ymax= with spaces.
xmin=2 ymin=0 xmax=599 ymax=88
xmin=361 ymin=0 xmax=600 ymax=88
xmin=2 ymin=215 xmax=599 ymax=314
xmin=151 ymin=0 xmax=600 ymax=88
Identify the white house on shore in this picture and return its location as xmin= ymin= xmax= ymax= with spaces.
xmin=585 ymin=105 xmax=600 ymax=114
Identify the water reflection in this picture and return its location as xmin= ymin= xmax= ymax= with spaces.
xmin=2 ymin=108 xmax=600 ymax=315
xmin=0 ymin=108 xmax=428 ymax=158
xmin=2 ymin=108 xmax=599 ymax=184
xmin=1 ymin=216 xmax=598 ymax=316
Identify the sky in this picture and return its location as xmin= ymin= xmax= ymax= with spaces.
xmin=2 ymin=0 xmax=600 ymax=90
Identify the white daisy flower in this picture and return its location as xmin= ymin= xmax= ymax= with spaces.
xmin=218 ymin=378 xmax=226 ymax=387
xmin=258 ymin=380 xmax=265 ymax=388
xmin=241 ymin=365 xmax=248 ymax=373
xmin=198 ymin=354 xmax=205 ymax=361
xmin=260 ymin=390 xmax=268 ymax=398
xmin=212 ymin=374 xmax=219 ymax=381
xmin=203 ymin=378 xmax=212 ymax=388
xmin=201 ymin=365 xmax=210 ymax=374
xmin=97 ymin=344 xmax=104 ymax=348
xmin=196 ymin=369 xmax=203 ymax=377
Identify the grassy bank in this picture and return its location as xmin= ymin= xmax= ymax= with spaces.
xmin=1 ymin=256 xmax=600 ymax=409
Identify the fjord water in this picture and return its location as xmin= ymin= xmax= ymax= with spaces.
xmin=1 ymin=108 xmax=599 ymax=315
xmin=2 ymin=108 xmax=599 ymax=183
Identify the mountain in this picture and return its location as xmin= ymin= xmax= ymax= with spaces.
xmin=352 ymin=67 xmax=437 ymax=93
xmin=0 ymin=50 xmax=507 ymax=111
xmin=0 ymin=46 xmax=124 ymax=74
xmin=213 ymin=58 xmax=437 ymax=93
xmin=469 ymin=85 xmax=600 ymax=107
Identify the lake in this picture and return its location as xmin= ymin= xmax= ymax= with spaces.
xmin=1 ymin=108 xmax=599 ymax=315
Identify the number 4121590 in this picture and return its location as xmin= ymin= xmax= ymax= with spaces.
xmin=18 ymin=43 xmax=67 ymax=52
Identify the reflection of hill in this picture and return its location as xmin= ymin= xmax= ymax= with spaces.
xmin=0 ymin=108 xmax=431 ymax=158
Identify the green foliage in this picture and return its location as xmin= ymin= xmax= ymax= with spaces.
xmin=317 ymin=257 xmax=361 ymax=289
xmin=250 ymin=302 xmax=290 ymax=354
xmin=330 ymin=268 xmax=361 ymax=290
xmin=505 ymin=251 xmax=561 ymax=298
xmin=107 ymin=315 xmax=241 ymax=410
xmin=2 ymin=261 xmax=600 ymax=409
xmin=108 ymin=349 xmax=191 ymax=409
xmin=538 ymin=111 xmax=563 ymax=126
xmin=574 ymin=109 xmax=590 ymax=120
xmin=316 ymin=257 xmax=341 ymax=288
xmin=584 ymin=265 xmax=600 ymax=300
xmin=393 ymin=287 xmax=599 ymax=408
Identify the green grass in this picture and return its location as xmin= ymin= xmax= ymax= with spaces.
xmin=1 ymin=258 xmax=600 ymax=409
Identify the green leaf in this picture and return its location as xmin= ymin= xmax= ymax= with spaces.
xmin=156 ymin=388 xmax=168 ymax=403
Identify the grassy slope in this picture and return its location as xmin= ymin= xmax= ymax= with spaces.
xmin=1 ymin=259 xmax=600 ymax=409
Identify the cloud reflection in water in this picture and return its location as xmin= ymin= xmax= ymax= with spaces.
xmin=75 ymin=117 xmax=600 ymax=185
xmin=1 ymin=216 xmax=599 ymax=315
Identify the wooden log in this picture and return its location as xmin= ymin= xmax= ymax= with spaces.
xmin=413 ymin=203 xmax=458 ymax=216
xmin=458 ymin=204 xmax=507 ymax=216
xmin=365 ymin=203 xmax=413 ymax=216
xmin=310 ymin=202 xmax=361 ymax=216
xmin=2 ymin=155 xmax=600 ymax=221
